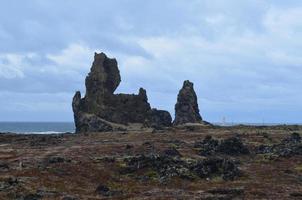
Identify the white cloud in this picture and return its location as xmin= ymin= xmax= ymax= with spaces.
xmin=119 ymin=55 xmax=151 ymax=75
xmin=0 ymin=66 xmax=24 ymax=79
xmin=0 ymin=53 xmax=33 ymax=79
xmin=205 ymin=14 xmax=226 ymax=25
xmin=138 ymin=37 xmax=182 ymax=58
xmin=1 ymin=0 xmax=302 ymax=122
xmin=264 ymin=7 xmax=302 ymax=38
xmin=46 ymin=43 xmax=94 ymax=70
xmin=267 ymin=51 xmax=302 ymax=66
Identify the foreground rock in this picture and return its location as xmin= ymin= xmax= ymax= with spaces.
xmin=0 ymin=177 xmax=18 ymax=192
xmin=173 ymin=80 xmax=206 ymax=125
xmin=194 ymin=136 xmax=250 ymax=156
xmin=72 ymin=53 xmax=172 ymax=133
xmin=95 ymin=184 xmax=122 ymax=197
xmin=120 ymin=154 xmax=240 ymax=182
xmin=257 ymin=132 xmax=302 ymax=157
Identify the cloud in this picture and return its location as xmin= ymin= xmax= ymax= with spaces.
xmin=46 ymin=43 xmax=93 ymax=70
xmin=0 ymin=0 xmax=302 ymax=123
xmin=0 ymin=53 xmax=32 ymax=79
xmin=263 ymin=7 xmax=302 ymax=38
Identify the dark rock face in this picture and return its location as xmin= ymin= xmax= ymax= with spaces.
xmin=145 ymin=109 xmax=172 ymax=128
xmin=173 ymin=80 xmax=203 ymax=125
xmin=73 ymin=112 xmax=114 ymax=133
xmin=72 ymin=52 xmax=172 ymax=133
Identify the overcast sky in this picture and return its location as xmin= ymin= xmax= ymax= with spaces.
xmin=1 ymin=0 xmax=302 ymax=123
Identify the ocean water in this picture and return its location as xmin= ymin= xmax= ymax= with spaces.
xmin=0 ymin=122 xmax=75 ymax=134
xmin=0 ymin=122 xmax=299 ymax=134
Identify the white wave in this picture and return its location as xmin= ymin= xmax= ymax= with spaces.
xmin=17 ymin=131 xmax=74 ymax=134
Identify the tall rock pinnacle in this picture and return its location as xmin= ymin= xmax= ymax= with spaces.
xmin=85 ymin=53 xmax=121 ymax=99
xmin=173 ymin=80 xmax=203 ymax=125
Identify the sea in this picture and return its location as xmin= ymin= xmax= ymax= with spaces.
xmin=0 ymin=122 xmax=299 ymax=134
xmin=0 ymin=122 xmax=75 ymax=134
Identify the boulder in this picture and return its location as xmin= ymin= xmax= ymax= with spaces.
xmin=72 ymin=52 xmax=172 ymax=133
xmin=194 ymin=135 xmax=219 ymax=156
xmin=162 ymin=147 xmax=182 ymax=157
xmin=73 ymin=111 xmax=114 ymax=133
xmin=194 ymin=135 xmax=249 ymax=156
xmin=173 ymin=80 xmax=203 ymax=125
xmin=218 ymin=137 xmax=250 ymax=155
xmin=95 ymin=184 xmax=122 ymax=197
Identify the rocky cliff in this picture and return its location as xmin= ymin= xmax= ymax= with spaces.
xmin=72 ymin=52 xmax=172 ymax=133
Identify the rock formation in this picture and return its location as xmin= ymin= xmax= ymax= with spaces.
xmin=72 ymin=52 xmax=172 ymax=133
xmin=145 ymin=109 xmax=172 ymax=129
xmin=173 ymin=80 xmax=203 ymax=125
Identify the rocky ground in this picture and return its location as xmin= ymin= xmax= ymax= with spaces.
xmin=0 ymin=125 xmax=302 ymax=200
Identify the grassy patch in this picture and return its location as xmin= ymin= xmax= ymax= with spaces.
xmin=295 ymin=165 xmax=302 ymax=173
xmin=145 ymin=170 xmax=159 ymax=180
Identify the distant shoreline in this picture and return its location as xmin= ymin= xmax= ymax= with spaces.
xmin=0 ymin=123 xmax=301 ymax=135
xmin=0 ymin=122 xmax=75 ymax=134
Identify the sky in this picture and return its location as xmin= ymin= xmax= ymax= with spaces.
xmin=0 ymin=0 xmax=302 ymax=123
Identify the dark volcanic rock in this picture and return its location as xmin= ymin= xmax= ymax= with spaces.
xmin=22 ymin=193 xmax=43 ymax=200
xmin=0 ymin=162 xmax=9 ymax=172
xmin=73 ymin=112 xmax=113 ymax=133
xmin=47 ymin=156 xmax=70 ymax=164
xmin=194 ymin=135 xmax=219 ymax=156
xmin=194 ymin=136 xmax=249 ymax=156
xmin=256 ymin=132 xmax=302 ymax=157
xmin=145 ymin=109 xmax=172 ymax=129
xmin=192 ymin=157 xmax=240 ymax=181
xmin=95 ymin=184 xmax=122 ymax=197
xmin=162 ymin=147 xmax=182 ymax=157
xmin=173 ymin=80 xmax=203 ymax=125
xmin=282 ymin=132 xmax=301 ymax=144
xmin=290 ymin=192 xmax=302 ymax=198
xmin=218 ymin=137 xmax=250 ymax=155
xmin=85 ymin=53 xmax=121 ymax=96
xmin=62 ymin=196 xmax=78 ymax=200
xmin=95 ymin=185 xmax=110 ymax=196
xmin=0 ymin=177 xmax=18 ymax=192
xmin=72 ymin=52 xmax=172 ymax=133
xmin=121 ymin=154 xmax=240 ymax=182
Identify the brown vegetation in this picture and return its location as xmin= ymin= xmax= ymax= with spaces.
xmin=0 ymin=125 xmax=301 ymax=199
